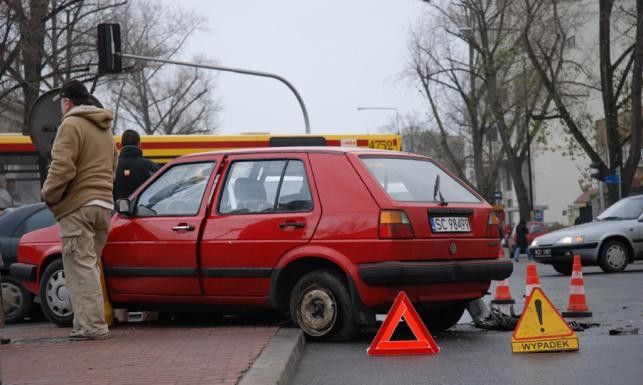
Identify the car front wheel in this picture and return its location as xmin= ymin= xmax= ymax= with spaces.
xmin=289 ymin=270 xmax=358 ymax=341
xmin=39 ymin=259 xmax=73 ymax=326
xmin=598 ymin=240 xmax=629 ymax=273
xmin=2 ymin=275 xmax=34 ymax=323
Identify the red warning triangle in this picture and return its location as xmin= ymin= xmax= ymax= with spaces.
xmin=367 ymin=291 xmax=440 ymax=355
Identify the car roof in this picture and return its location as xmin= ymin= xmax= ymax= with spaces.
xmin=177 ymin=146 xmax=423 ymax=160
xmin=0 ymin=202 xmax=48 ymax=235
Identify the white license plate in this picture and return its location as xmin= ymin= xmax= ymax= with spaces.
xmin=430 ymin=216 xmax=471 ymax=233
xmin=534 ymin=248 xmax=551 ymax=256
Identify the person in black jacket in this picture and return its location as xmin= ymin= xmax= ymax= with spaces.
xmin=512 ymin=218 xmax=530 ymax=262
xmin=113 ymin=130 xmax=159 ymax=201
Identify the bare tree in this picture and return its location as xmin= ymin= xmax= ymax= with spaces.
xmin=0 ymin=0 xmax=125 ymax=133
xmin=523 ymin=0 xmax=642 ymax=205
xmin=109 ymin=0 xmax=220 ymax=135
xmin=409 ymin=0 xmax=560 ymax=219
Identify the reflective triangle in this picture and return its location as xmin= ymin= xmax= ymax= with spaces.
xmin=367 ymin=291 xmax=440 ymax=355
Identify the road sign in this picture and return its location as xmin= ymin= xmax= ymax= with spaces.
xmin=511 ymin=287 xmax=579 ymax=353
xmin=367 ymin=291 xmax=439 ymax=356
xmin=604 ymin=175 xmax=619 ymax=184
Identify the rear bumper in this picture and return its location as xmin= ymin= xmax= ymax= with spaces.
xmin=9 ymin=263 xmax=38 ymax=282
xmin=358 ymin=259 xmax=513 ymax=285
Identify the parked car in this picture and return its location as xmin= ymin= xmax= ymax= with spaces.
xmin=12 ymin=147 xmax=512 ymax=340
xmin=0 ymin=203 xmax=55 ymax=322
xmin=529 ymin=195 xmax=643 ymax=275
xmin=508 ymin=221 xmax=547 ymax=255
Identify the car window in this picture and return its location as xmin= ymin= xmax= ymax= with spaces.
xmin=135 ymin=162 xmax=215 ymax=217
xmin=528 ymin=224 xmax=544 ymax=233
xmin=597 ymin=197 xmax=643 ymax=220
xmin=219 ymin=159 xmax=313 ymax=214
xmin=14 ymin=208 xmax=55 ymax=236
xmin=360 ymin=157 xmax=480 ymax=203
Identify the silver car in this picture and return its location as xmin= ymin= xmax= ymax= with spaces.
xmin=529 ymin=195 xmax=643 ymax=275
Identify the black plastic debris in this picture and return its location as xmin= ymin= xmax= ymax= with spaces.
xmin=473 ymin=304 xmax=519 ymax=331
xmin=609 ymin=326 xmax=639 ymax=335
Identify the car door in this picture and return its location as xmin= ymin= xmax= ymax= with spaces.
xmin=199 ymin=153 xmax=321 ymax=299
xmin=104 ymin=159 xmax=218 ymax=297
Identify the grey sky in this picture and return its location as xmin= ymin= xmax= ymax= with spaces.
xmin=170 ymin=0 xmax=427 ymax=135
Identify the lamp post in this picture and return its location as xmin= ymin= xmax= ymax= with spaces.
xmin=356 ymin=107 xmax=400 ymax=134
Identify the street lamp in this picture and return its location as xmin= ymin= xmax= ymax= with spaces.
xmin=356 ymin=107 xmax=400 ymax=134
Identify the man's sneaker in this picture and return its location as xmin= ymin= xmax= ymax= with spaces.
xmin=69 ymin=332 xmax=110 ymax=341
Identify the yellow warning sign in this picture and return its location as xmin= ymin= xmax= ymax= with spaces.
xmin=511 ymin=287 xmax=579 ymax=353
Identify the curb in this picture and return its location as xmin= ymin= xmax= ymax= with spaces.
xmin=238 ymin=327 xmax=306 ymax=385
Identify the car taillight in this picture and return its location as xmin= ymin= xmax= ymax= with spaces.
xmin=486 ymin=211 xmax=500 ymax=238
xmin=379 ymin=210 xmax=414 ymax=239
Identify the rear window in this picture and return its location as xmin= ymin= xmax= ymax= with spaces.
xmin=361 ymin=157 xmax=480 ymax=203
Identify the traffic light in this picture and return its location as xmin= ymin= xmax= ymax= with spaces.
xmin=97 ymin=23 xmax=122 ymax=74
xmin=590 ymin=160 xmax=605 ymax=182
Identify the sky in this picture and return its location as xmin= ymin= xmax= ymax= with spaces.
xmin=167 ymin=0 xmax=428 ymax=135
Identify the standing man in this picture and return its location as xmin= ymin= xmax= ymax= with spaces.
xmin=42 ymin=80 xmax=117 ymax=340
xmin=512 ymin=218 xmax=530 ymax=262
xmin=113 ymin=129 xmax=159 ymax=201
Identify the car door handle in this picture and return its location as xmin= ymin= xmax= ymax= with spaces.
xmin=279 ymin=221 xmax=305 ymax=229
xmin=172 ymin=224 xmax=195 ymax=232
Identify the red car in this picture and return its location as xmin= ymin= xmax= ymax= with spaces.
xmin=12 ymin=147 xmax=511 ymax=340
xmin=508 ymin=221 xmax=547 ymax=254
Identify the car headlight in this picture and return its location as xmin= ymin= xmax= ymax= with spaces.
xmin=555 ymin=235 xmax=584 ymax=244
xmin=530 ymin=238 xmax=539 ymax=247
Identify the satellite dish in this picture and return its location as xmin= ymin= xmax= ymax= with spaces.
xmin=28 ymin=87 xmax=103 ymax=161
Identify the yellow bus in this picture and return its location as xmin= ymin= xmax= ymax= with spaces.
xmin=0 ymin=133 xmax=401 ymax=207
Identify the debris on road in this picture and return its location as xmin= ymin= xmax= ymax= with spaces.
xmin=609 ymin=326 xmax=639 ymax=335
xmin=473 ymin=304 xmax=519 ymax=331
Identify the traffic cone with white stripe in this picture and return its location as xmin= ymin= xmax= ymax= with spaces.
xmin=491 ymin=279 xmax=515 ymax=304
xmin=524 ymin=262 xmax=540 ymax=298
xmin=562 ymin=255 xmax=592 ymax=317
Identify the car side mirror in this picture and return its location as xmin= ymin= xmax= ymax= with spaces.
xmin=116 ymin=198 xmax=133 ymax=216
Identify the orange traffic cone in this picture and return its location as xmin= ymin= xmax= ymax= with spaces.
xmin=562 ymin=255 xmax=592 ymax=317
xmin=525 ymin=262 xmax=540 ymax=298
xmin=491 ymin=279 xmax=515 ymax=304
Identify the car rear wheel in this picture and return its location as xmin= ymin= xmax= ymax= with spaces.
xmin=598 ymin=240 xmax=629 ymax=273
xmin=289 ymin=270 xmax=358 ymax=342
xmin=418 ymin=301 xmax=467 ymax=332
xmin=39 ymin=259 xmax=73 ymax=326
xmin=552 ymin=263 xmax=573 ymax=276
xmin=2 ymin=275 xmax=34 ymax=323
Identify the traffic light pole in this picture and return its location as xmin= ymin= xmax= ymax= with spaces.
xmin=117 ymin=53 xmax=311 ymax=134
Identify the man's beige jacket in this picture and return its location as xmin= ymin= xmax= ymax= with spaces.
xmin=42 ymin=106 xmax=118 ymax=220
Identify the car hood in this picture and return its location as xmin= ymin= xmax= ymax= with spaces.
xmin=20 ymin=223 xmax=61 ymax=244
xmin=532 ymin=220 xmax=627 ymax=247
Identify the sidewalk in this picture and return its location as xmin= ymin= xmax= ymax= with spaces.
xmin=0 ymin=318 xmax=303 ymax=385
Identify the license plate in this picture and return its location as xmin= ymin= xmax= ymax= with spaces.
xmin=430 ymin=216 xmax=471 ymax=233
xmin=534 ymin=248 xmax=552 ymax=256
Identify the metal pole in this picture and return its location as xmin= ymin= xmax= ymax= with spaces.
xmin=119 ymin=53 xmax=311 ymax=134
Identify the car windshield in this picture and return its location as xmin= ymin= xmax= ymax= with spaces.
xmin=597 ymin=198 xmax=643 ymax=220
xmin=360 ymin=157 xmax=480 ymax=203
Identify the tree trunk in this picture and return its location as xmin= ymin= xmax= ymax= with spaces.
xmin=20 ymin=0 xmax=48 ymax=134
xmin=623 ymin=0 xmax=643 ymax=197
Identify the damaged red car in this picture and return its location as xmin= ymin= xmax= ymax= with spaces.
xmin=12 ymin=147 xmax=512 ymax=341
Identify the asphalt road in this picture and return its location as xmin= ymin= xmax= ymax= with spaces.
xmin=293 ymin=258 xmax=643 ymax=385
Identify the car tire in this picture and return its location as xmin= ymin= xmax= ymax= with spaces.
xmin=552 ymin=263 xmax=573 ymax=276
xmin=39 ymin=259 xmax=73 ymax=326
xmin=598 ymin=240 xmax=629 ymax=273
xmin=418 ymin=301 xmax=466 ymax=332
xmin=289 ymin=270 xmax=358 ymax=342
xmin=2 ymin=275 xmax=35 ymax=323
